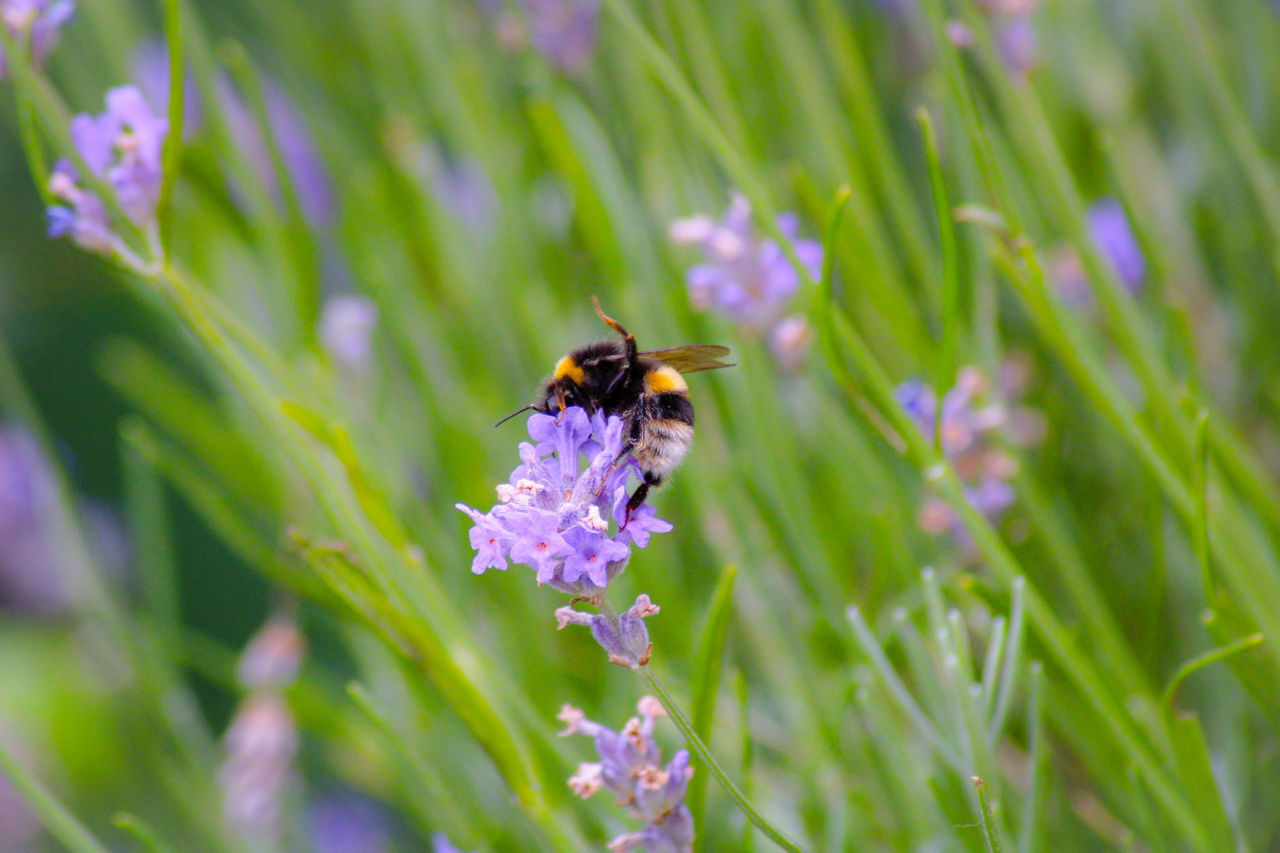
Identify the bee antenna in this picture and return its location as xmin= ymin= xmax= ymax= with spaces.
xmin=494 ymin=405 xmax=535 ymax=428
xmin=590 ymin=295 xmax=637 ymax=367
xmin=590 ymin=295 xmax=631 ymax=340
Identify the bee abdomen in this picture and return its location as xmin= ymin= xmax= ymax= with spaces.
xmin=635 ymin=393 xmax=695 ymax=484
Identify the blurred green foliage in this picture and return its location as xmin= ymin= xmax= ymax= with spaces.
xmin=3 ymin=0 xmax=1280 ymax=850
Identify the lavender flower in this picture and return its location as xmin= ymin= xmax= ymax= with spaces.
xmin=0 ymin=426 xmax=69 ymax=614
xmin=670 ymin=193 xmax=822 ymax=333
xmin=0 ymin=0 xmax=74 ymax=78
xmin=556 ymin=594 xmax=660 ymax=669
xmin=994 ymin=9 xmax=1037 ymax=81
xmin=216 ymin=76 xmax=334 ymax=227
xmin=513 ymin=0 xmax=600 ymax=74
xmin=430 ymin=157 xmax=498 ymax=238
xmin=46 ymin=86 xmax=167 ymax=257
xmin=559 ymin=697 xmax=694 ymax=852
xmin=896 ymin=367 xmax=1042 ymax=554
xmin=307 ymin=790 xmax=392 ymax=853
xmin=456 ymin=407 xmax=671 ymax=598
xmin=432 ymin=834 xmax=474 ymax=853
xmin=670 ymin=194 xmax=822 ymax=370
xmin=130 ymin=40 xmax=333 ymax=228
xmin=319 ymin=295 xmax=378 ymax=370
xmin=219 ymin=693 xmax=299 ymax=840
xmin=236 ymin=613 xmax=306 ymax=690
xmin=951 ymin=0 xmax=1038 ymax=82
xmin=220 ymin=612 xmax=305 ymax=842
xmin=1087 ymin=197 xmax=1145 ymax=293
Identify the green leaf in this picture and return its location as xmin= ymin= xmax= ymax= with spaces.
xmin=0 ymin=740 xmax=110 ymax=853
xmin=687 ymin=563 xmax=738 ymax=820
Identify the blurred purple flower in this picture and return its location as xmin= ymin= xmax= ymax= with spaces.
xmin=47 ymin=86 xmax=167 ymax=255
xmin=131 ymin=38 xmax=201 ymax=139
xmin=431 ymin=157 xmax=498 ymax=237
xmin=219 ymin=693 xmax=298 ymax=841
xmin=307 ymin=790 xmax=392 ymax=853
xmin=671 ymin=193 xmax=823 ymax=334
xmin=558 ymin=697 xmax=694 ymax=852
xmin=236 ymin=613 xmax=305 ymax=690
xmin=514 ymin=0 xmax=599 ymax=74
xmin=129 ymin=41 xmax=334 ymax=228
xmin=953 ymin=1 xmax=1038 ymax=82
xmin=216 ymin=76 xmax=335 ymax=227
xmin=221 ymin=612 xmax=305 ymax=843
xmin=896 ymin=367 xmax=1041 ymax=555
xmin=432 ymin=834 xmax=471 ymax=853
xmin=0 ymin=728 xmax=40 ymax=850
xmin=0 ymin=0 xmax=74 ymax=78
xmin=319 ymin=295 xmax=378 ymax=369
xmin=994 ymin=11 xmax=1037 ymax=80
xmin=457 ymin=408 xmax=670 ymax=597
xmin=0 ymin=426 xmax=68 ymax=614
xmin=1087 ymin=197 xmax=1145 ymax=292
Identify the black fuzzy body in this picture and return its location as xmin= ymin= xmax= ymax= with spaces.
xmin=536 ymin=339 xmax=696 ymax=491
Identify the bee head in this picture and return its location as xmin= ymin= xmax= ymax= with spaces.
xmin=535 ymin=354 xmax=592 ymax=415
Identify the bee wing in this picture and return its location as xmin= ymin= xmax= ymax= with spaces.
xmin=640 ymin=345 xmax=734 ymax=374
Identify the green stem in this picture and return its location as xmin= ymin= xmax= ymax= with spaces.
xmin=973 ymin=776 xmax=1004 ymax=853
xmin=158 ymin=0 xmax=186 ymax=221
xmin=918 ymin=107 xmax=962 ymax=404
xmin=0 ymin=741 xmax=110 ymax=853
xmin=641 ymin=668 xmax=803 ymax=852
xmin=1162 ymin=634 xmax=1265 ymax=715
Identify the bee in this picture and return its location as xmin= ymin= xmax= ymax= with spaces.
xmin=499 ymin=297 xmax=731 ymax=525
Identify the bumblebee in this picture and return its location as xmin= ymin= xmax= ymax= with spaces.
xmin=502 ymin=297 xmax=731 ymax=524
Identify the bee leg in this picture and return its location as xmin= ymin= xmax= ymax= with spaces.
xmin=593 ymin=444 xmax=634 ymax=499
xmin=619 ymin=482 xmax=651 ymax=532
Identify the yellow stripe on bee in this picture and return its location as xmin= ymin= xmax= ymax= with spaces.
xmin=644 ymin=365 xmax=688 ymax=394
xmin=553 ymin=356 xmax=585 ymax=384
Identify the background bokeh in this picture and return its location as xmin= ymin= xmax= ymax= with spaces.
xmin=3 ymin=0 xmax=1280 ymax=850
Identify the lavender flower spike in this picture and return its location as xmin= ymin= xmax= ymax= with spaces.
xmin=559 ymin=697 xmax=695 ymax=852
xmin=47 ymin=86 xmax=167 ymax=260
xmin=457 ymin=407 xmax=671 ymax=598
xmin=670 ymin=193 xmax=823 ymax=334
xmin=514 ymin=0 xmax=600 ymax=74
xmin=1087 ymin=197 xmax=1146 ymax=293
xmin=895 ymin=366 xmax=1041 ymax=556
xmin=0 ymin=0 xmax=75 ymax=78
xmin=556 ymin=594 xmax=660 ymax=668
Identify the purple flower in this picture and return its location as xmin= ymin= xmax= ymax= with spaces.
xmin=1087 ymin=197 xmax=1145 ymax=293
xmin=319 ymin=296 xmax=378 ymax=370
xmin=0 ymin=426 xmax=68 ymax=614
xmin=671 ymin=194 xmax=823 ymax=334
xmin=513 ymin=0 xmax=599 ymax=74
xmin=307 ymin=790 xmax=392 ymax=853
xmin=0 ymin=0 xmax=74 ymax=78
xmin=558 ymin=697 xmax=694 ymax=852
xmin=219 ymin=693 xmax=298 ymax=841
xmin=556 ymin=594 xmax=660 ymax=668
xmin=221 ymin=612 xmax=305 ymax=843
xmin=131 ymin=38 xmax=201 ymax=139
xmin=432 ymin=834 xmax=472 ymax=853
xmin=236 ymin=613 xmax=305 ymax=690
xmin=47 ymin=86 xmax=167 ymax=255
xmin=216 ymin=76 xmax=335 ymax=227
xmin=994 ymin=11 xmax=1037 ymax=80
xmin=129 ymin=42 xmax=333 ymax=227
xmin=896 ymin=367 xmax=1040 ymax=556
xmin=430 ymin=157 xmax=498 ymax=237
xmin=457 ymin=407 xmax=668 ymax=597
